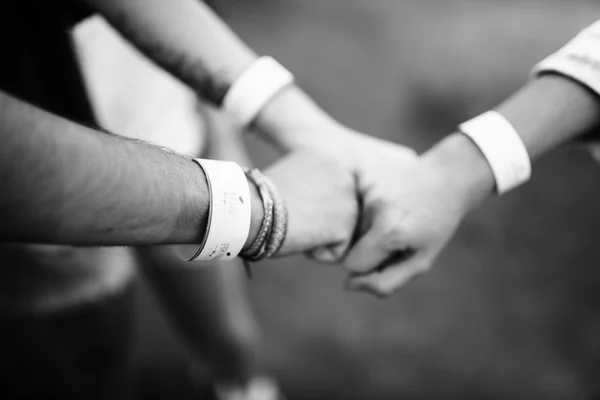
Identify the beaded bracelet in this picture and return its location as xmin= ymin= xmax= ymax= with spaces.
xmin=261 ymin=173 xmax=288 ymax=259
xmin=242 ymin=169 xmax=274 ymax=261
xmin=240 ymin=168 xmax=288 ymax=276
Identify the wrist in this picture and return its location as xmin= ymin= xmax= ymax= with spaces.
xmin=253 ymin=84 xmax=340 ymax=152
xmin=220 ymin=57 xmax=343 ymax=153
xmin=200 ymin=55 xmax=258 ymax=106
xmin=422 ymin=132 xmax=496 ymax=212
xmin=176 ymin=159 xmax=210 ymax=244
xmin=182 ymin=159 xmax=255 ymax=260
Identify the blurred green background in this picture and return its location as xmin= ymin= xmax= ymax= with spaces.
xmin=135 ymin=1 xmax=600 ymax=398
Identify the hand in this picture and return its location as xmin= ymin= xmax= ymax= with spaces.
xmin=306 ymin=126 xmax=450 ymax=294
xmin=266 ymin=117 xmax=491 ymax=297
xmin=262 ymin=150 xmax=359 ymax=259
xmin=253 ymin=86 xmax=492 ymax=295
xmin=342 ymin=133 xmax=494 ymax=297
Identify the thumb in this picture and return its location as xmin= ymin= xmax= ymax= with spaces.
xmin=343 ymin=218 xmax=412 ymax=275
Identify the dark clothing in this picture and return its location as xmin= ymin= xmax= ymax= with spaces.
xmin=0 ymin=2 xmax=95 ymax=124
xmin=0 ymin=3 xmax=135 ymax=399
xmin=0 ymin=285 xmax=135 ymax=400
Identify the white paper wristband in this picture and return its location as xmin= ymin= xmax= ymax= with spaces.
xmin=187 ymin=159 xmax=252 ymax=262
xmin=222 ymin=56 xmax=294 ymax=126
xmin=458 ymin=111 xmax=531 ymax=194
xmin=532 ymin=20 xmax=600 ymax=96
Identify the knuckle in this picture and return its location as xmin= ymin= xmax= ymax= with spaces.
xmin=389 ymin=143 xmax=418 ymax=159
xmin=343 ymin=256 xmax=364 ymax=273
xmin=381 ymin=226 xmax=407 ymax=252
xmin=378 ymin=285 xmax=395 ymax=298
xmin=331 ymin=229 xmax=352 ymax=250
xmin=415 ymin=259 xmax=433 ymax=273
xmin=367 ymin=196 xmax=388 ymax=213
xmin=310 ymin=245 xmax=345 ymax=265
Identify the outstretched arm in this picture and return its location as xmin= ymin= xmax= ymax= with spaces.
xmin=428 ymin=72 xmax=600 ymax=213
xmin=0 ymin=91 xmax=210 ymax=245
xmin=78 ymin=0 xmax=338 ymax=152
xmin=347 ymin=71 xmax=600 ymax=296
xmin=0 ymin=92 xmax=356 ymax=257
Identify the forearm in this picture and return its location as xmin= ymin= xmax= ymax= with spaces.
xmin=0 ymin=91 xmax=208 ymax=245
xmin=80 ymin=0 xmax=337 ymax=151
xmin=497 ymin=74 xmax=600 ymax=159
xmin=81 ymin=0 xmax=255 ymax=104
xmin=424 ymin=74 xmax=600 ymax=209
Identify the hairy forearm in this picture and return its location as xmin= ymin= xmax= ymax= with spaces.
xmin=0 ymin=91 xmax=208 ymax=245
xmin=424 ymin=74 xmax=600 ymax=209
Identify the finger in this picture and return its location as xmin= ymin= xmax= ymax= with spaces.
xmin=346 ymin=265 xmax=424 ymax=297
xmin=343 ymin=225 xmax=412 ymax=274
xmin=345 ymin=258 xmax=430 ymax=297
xmin=307 ymin=242 xmax=350 ymax=264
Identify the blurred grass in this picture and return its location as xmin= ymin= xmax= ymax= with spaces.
xmin=135 ymin=2 xmax=600 ymax=399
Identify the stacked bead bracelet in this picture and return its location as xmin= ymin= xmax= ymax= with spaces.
xmin=239 ymin=169 xmax=288 ymax=273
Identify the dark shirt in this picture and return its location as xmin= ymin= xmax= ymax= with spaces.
xmin=0 ymin=1 xmax=96 ymax=124
xmin=0 ymin=5 xmax=134 ymax=399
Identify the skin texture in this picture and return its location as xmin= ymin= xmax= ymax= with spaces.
xmin=0 ymin=91 xmax=209 ymax=246
xmin=0 ymin=90 xmax=357 ymax=257
xmin=346 ymin=74 xmax=600 ymax=296
xmin=79 ymin=0 xmax=256 ymax=105
xmin=76 ymin=0 xmax=437 ymax=270
xmin=8 ymin=0 xmax=599 ymax=299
